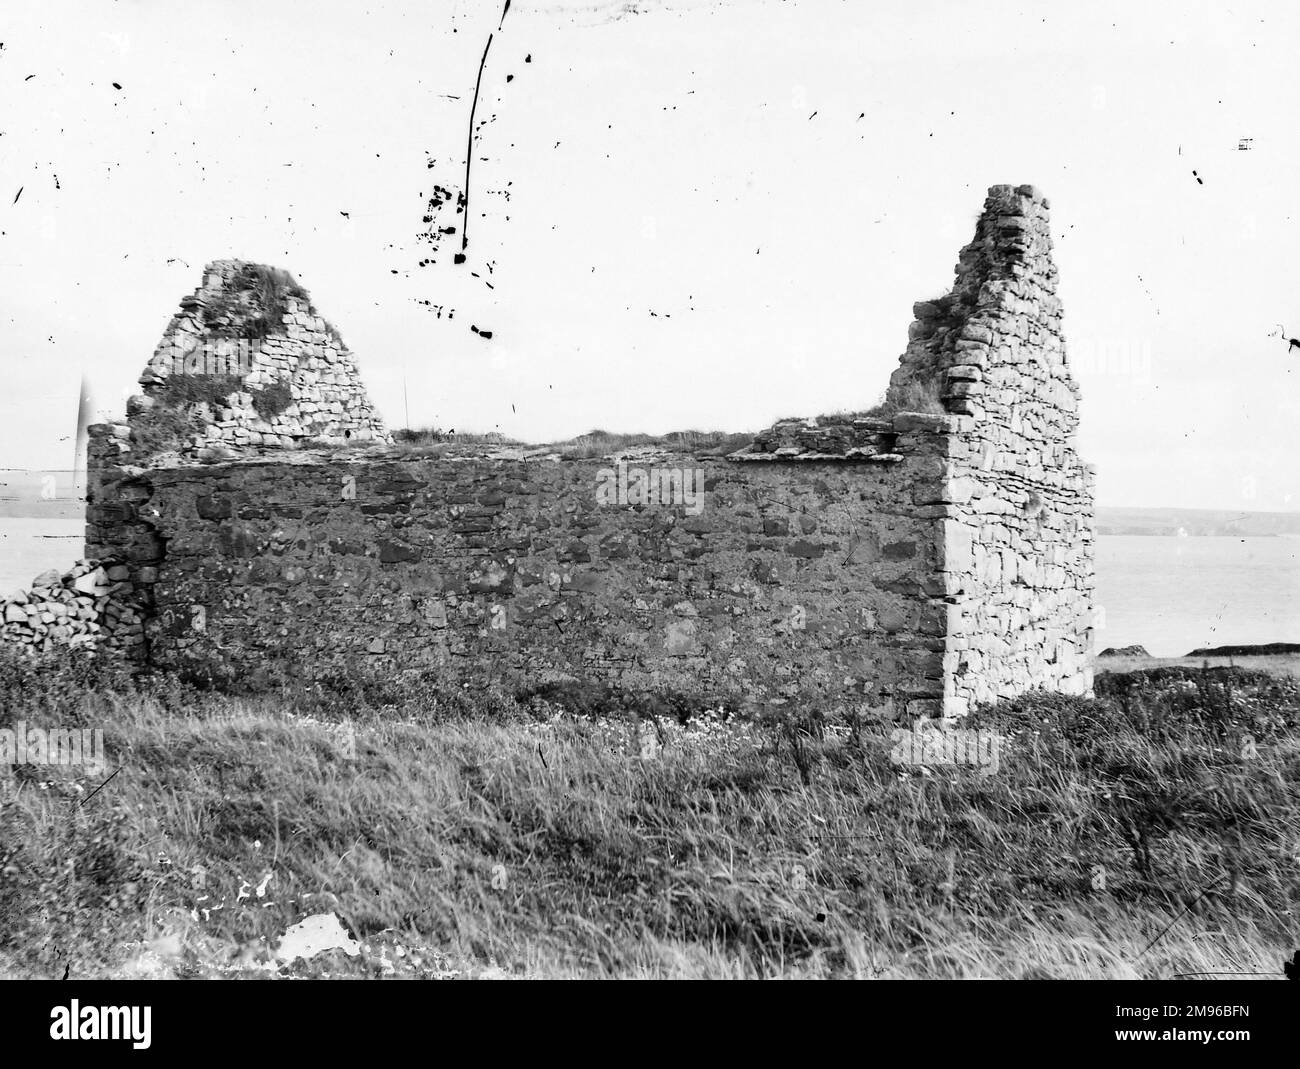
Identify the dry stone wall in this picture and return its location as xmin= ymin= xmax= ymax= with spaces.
xmin=0 ymin=560 xmax=143 ymax=656
xmin=916 ymin=185 xmax=1094 ymax=712
xmin=134 ymin=260 xmax=390 ymax=457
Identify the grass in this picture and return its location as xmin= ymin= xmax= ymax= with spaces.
xmin=130 ymin=374 xmax=298 ymax=460
xmin=871 ymin=377 xmax=947 ymax=419
xmin=391 ymin=427 xmax=520 ymax=448
xmin=389 ymin=427 xmax=755 ymax=459
xmin=0 ymin=650 xmax=1296 ymax=979
xmin=543 ymin=429 xmax=754 ymax=459
xmin=202 ymin=263 xmax=310 ymax=342
xmin=815 ymin=379 xmax=947 ymax=425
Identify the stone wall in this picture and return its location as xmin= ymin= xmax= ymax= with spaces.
xmin=0 ymin=560 xmax=142 ymax=656
xmin=909 ymin=185 xmax=1095 ymax=711
xmin=83 ymin=430 xmax=963 ymax=719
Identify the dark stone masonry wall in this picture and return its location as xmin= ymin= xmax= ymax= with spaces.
xmin=84 ymin=430 xmax=962 ymax=720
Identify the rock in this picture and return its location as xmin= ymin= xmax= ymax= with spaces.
xmin=892 ymin=412 xmax=959 ymax=434
xmin=1098 ymin=645 xmax=1150 ymax=658
xmin=959 ymin=323 xmax=994 ymax=344
xmin=73 ymin=568 xmax=110 ymax=596
xmin=197 ymin=444 xmax=239 ymax=463
xmin=31 ymin=568 xmax=62 ymax=589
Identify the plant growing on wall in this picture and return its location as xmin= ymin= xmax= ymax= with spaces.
xmin=131 ymin=373 xmax=296 ymax=460
xmin=201 ymin=263 xmax=310 ymax=341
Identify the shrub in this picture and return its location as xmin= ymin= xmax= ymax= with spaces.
xmin=393 ymin=426 xmax=447 ymax=444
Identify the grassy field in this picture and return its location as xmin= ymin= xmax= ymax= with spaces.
xmin=0 ymin=652 xmax=1297 ymax=979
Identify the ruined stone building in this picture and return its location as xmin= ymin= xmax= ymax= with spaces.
xmin=5 ymin=184 xmax=1095 ymax=722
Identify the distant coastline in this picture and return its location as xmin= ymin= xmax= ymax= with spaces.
xmin=1096 ymin=507 xmax=1300 ymax=538
xmin=1101 ymin=642 xmax=1300 ymax=659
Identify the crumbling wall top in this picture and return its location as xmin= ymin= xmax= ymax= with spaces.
xmin=890 ymin=183 xmax=1081 ymax=440
xmin=737 ymin=184 xmax=1079 ymax=463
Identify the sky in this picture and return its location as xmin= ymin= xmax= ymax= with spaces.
xmin=1 ymin=0 xmax=1298 ymax=511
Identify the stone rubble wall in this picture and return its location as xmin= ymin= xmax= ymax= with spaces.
xmin=0 ymin=559 xmax=143 ymax=657
xmin=745 ymin=415 xmax=897 ymax=458
xmin=83 ymin=430 xmax=959 ymax=720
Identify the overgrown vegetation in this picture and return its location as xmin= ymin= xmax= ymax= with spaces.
xmin=1 ymin=648 xmax=1296 ymax=979
xmin=391 ymin=427 xmax=518 ymax=447
xmin=390 ymin=426 xmax=754 ymax=458
xmin=860 ymin=377 xmax=946 ymax=419
xmin=547 ymin=428 xmax=754 ymax=459
xmin=202 ymin=263 xmax=309 ymax=341
xmin=250 ymin=380 xmax=294 ymax=421
xmin=129 ymin=374 xmax=296 ymax=460
xmin=815 ymin=379 xmax=947 ymax=424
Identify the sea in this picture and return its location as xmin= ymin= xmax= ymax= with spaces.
xmin=0 ymin=519 xmax=1296 ymax=659
xmin=1094 ymin=534 xmax=1300 ymax=657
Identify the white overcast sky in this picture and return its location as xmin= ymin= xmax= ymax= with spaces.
xmin=1 ymin=0 xmax=1297 ymax=510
